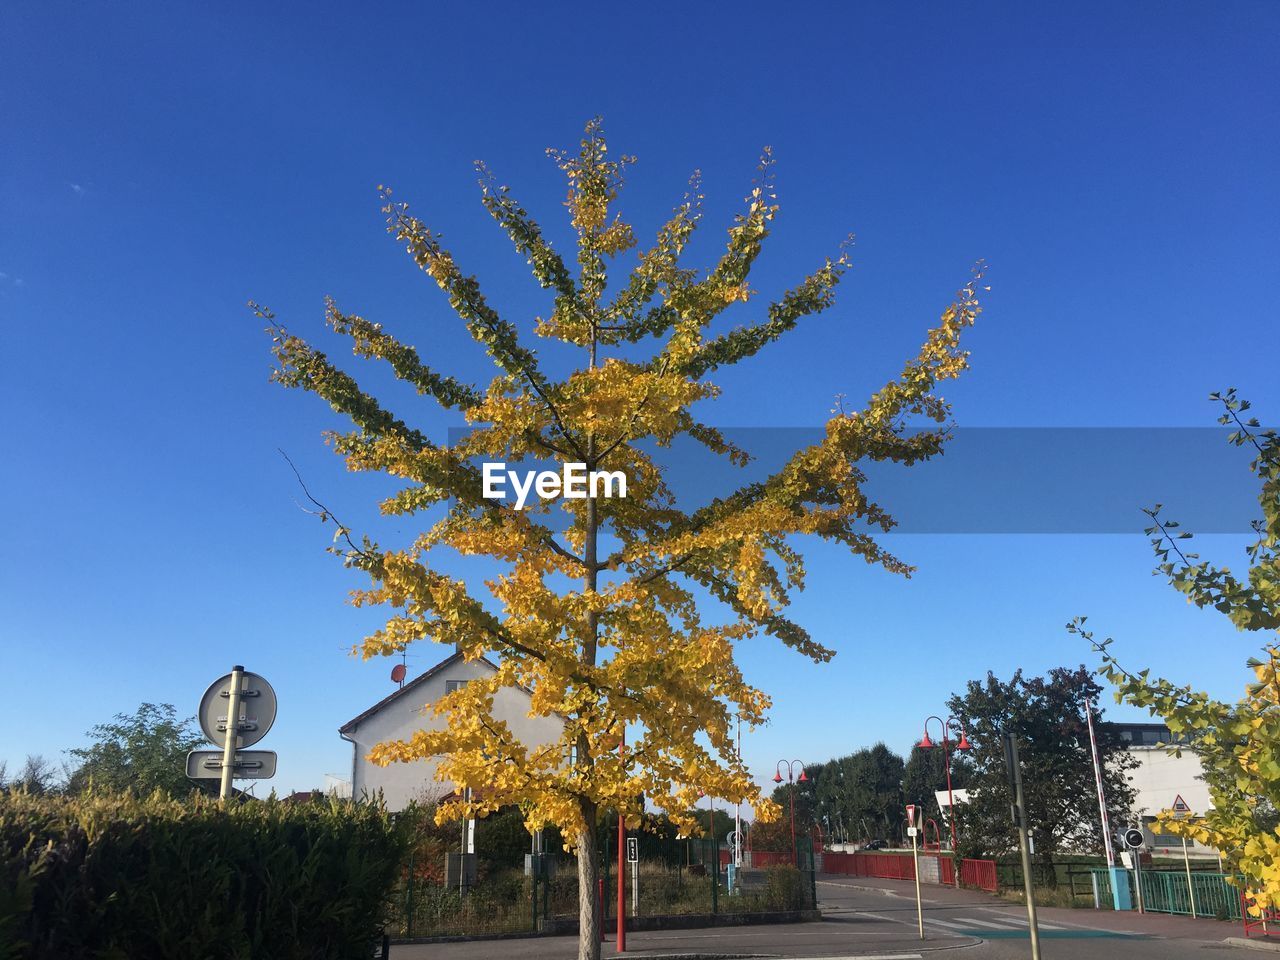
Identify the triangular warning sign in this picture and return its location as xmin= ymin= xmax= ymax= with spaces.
xmin=905 ymin=804 xmax=917 ymax=826
xmin=1171 ymin=794 xmax=1191 ymax=813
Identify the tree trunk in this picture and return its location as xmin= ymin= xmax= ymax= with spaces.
xmin=576 ymin=798 xmax=601 ymax=960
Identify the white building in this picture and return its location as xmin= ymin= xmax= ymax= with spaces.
xmin=1105 ymin=721 xmax=1219 ymax=859
xmin=338 ymin=651 xmax=565 ymax=811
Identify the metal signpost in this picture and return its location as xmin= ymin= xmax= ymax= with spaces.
xmin=1172 ymin=795 xmax=1198 ymax=918
xmin=190 ymin=666 xmax=278 ymax=799
xmin=726 ymin=830 xmax=739 ymax=894
xmin=1003 ymin=733 xmax=1042 ymax=960
xmin=627 ymin=836 xmax=639 ymax=918
xmin=1123 ymin=826 xmax=1147 ymax=913
xmin=906 ymin=804 xmax=924 ymax=940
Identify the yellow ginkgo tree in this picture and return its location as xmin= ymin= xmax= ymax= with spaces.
xmin=260 ymin=120 xmax=983 ymax=957
xmin=1072 ymin=390 xmax=1280 ymax=912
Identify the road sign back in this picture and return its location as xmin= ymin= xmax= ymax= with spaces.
xmin=199 ymin=671 xmax=277 ymax=748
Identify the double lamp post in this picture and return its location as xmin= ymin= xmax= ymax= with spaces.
xmin=918 ymin=714 xmax=970 ymax=885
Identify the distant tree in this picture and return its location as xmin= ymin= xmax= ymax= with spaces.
xmin=749 ymin=813 xmax=800 ymax=853
xmin=66 ymin=702 xmax=204 ymax=796
xmin=1073 ymin=391 xmax=1280 ymax=911
xmin=683 ymin=805 xmax=735 ymax=845
xmin=475 ymin=805 xmax=535 ymax=869
xmin=846 ymin=745 xmax=906 ymax=842
xmin=811 ymin=746 xmax=905 ymax=843
xmin=7 ymin=754 xmax=59 ymax=795
xmin=945 ymin=667 xmax=1135 ymax=876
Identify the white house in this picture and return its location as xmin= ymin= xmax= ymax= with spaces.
xmin=1104 ymin=721 xmax=1219 ymax=859
xmin=338 ymin=650 xmax=565 ymax=811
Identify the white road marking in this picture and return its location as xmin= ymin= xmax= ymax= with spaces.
xmin=964 ymin=917 xmax=1026 ymax=929
xmin=978 ymin=912 xmax=1067 ymax=930
xmin=922 ymin=917 xmax=970 ymax=929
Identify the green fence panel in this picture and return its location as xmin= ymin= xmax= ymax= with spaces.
xmin=1089 ymin=868 xmax=1242 ymax=921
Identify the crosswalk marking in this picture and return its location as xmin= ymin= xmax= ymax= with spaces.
xmin=922 ymin=917 xmax=969 ymax=929
xmin=923 ymin=912 xmax=1069 ymax=932
xmin=978 ymin=913 xmax=1067 ymax=930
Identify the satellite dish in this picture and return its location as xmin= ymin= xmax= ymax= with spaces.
xmin=391 ymin=663 xmax=407 ymax=684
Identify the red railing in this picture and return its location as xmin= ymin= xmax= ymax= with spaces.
xmin=1242 ymin=893 xmax=1280 ymax=939
xmin=940 ymin=855 xmax=955 ymax=885
xmin=822 ymin=851 xmax=996 ymax=891
xmin=960 ymin=858 xmax=998 ymax=892
xmin=823 ymin=851 xmax=916 ymax=880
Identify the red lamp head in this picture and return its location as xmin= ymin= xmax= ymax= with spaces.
xmin=918 ymin=731 xmax=934 ymax=749
xmin=956 ymin=731 xmax=972 ymax=751
xmin=772 ymin=771 xmax=784 ymax=784
xmin=797 ymin=769 xmax=808 ymax=783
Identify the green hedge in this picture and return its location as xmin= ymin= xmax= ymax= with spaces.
xmin=0 ymin=790 xmax=408 ymax=960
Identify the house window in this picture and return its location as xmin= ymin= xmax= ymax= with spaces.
xmin=445 ymin=680 xmax=469 ymax=694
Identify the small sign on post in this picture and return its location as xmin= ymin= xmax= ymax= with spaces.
xmin=627 ymin=835 xmax=639 ymax=917
xmin=1171 ymin=795 xmax=1198 ymax=918
xmin=186 ymin=750 xmax=278 ymax=779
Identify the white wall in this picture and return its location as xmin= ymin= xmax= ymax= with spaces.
xmin=1125 ymin=746 xmax=1217 ymax=858
xmin=1127 ymin=746 xmax=1212 ymax=816
xmin=342 ymin=658 xmax=564 ymax=811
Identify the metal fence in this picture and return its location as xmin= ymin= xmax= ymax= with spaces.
xmin=1089 ymin=868 xmax=1244 ymax=920
xmin=390 ymin=837 xmax=818 ymax=940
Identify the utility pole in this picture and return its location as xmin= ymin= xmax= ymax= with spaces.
xmin=617 ymin=729 xmax=626 ymax=952
xmin=1004 ymin=732 xmax=1042 ymax=960
xmin=734 ymin=715 xmax=742 ymax=871
xmin=1084 ymin=696 xmax=1131 ymax=909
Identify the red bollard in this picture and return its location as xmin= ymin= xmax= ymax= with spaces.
xmin=598 ymin=878 xmax=605 ymax=942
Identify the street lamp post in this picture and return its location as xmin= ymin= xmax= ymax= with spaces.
xmin=919 ymin=715 xmax=970 ymax=886
xmin=773 ymin=760 xmax=808 ymax=867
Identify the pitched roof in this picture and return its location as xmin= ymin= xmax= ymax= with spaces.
xmin=338 ymin=650 xmax=500 ymax=733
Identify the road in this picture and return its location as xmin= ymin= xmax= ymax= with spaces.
xmin=392 ymin=873 xmax=1257 ymax=959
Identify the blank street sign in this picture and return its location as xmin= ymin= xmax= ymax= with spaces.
xmin=186 ymin=750 xmax=278 ymax=779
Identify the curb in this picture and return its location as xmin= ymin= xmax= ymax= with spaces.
xmin=1226 ymin=937 xmax=1280 ymax=953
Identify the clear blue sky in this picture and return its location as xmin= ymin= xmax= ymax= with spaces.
xmin=1 ymin=3 xmax=1276 ymax=797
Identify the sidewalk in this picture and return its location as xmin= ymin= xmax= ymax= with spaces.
xmin=819 ymin=873 xmax=1242 ymax=941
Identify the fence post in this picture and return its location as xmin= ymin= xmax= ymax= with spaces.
xmin=711 ymin=838 xmax=719 ymax=916
xmin=531 ymin=854 xmax=538 ymax=933
xmin=809 ymin=837 xmax=817 ymax=908
xmin=405 ymin=849 xmax=415 ymax=939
